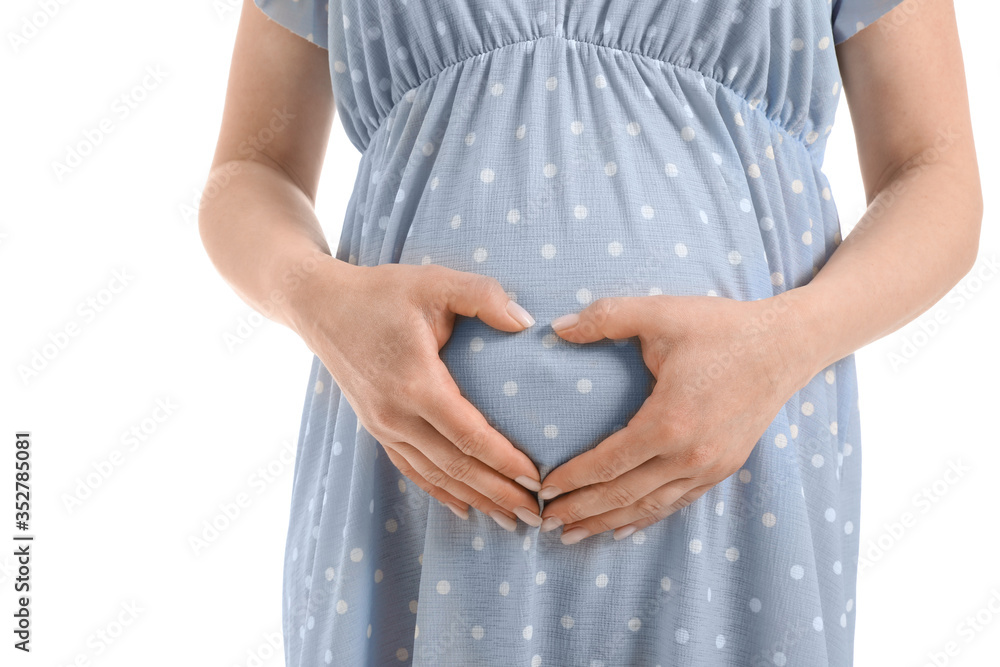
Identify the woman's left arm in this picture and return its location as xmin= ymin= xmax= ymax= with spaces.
xmin=536 ymin=0 xmax=983 ymax=543
xmin=789 ymin=0 xmax=982 ymax=372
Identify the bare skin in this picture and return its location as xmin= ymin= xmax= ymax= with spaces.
xmin=199 ymin=0 xmax=982 ymax=540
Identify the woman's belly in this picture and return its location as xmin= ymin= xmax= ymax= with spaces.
xmin=345 ymin=40 xmax=823 ymax=472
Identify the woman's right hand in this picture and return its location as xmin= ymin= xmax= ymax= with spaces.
xmin=287 ymin=252 xmax=544 ymax=531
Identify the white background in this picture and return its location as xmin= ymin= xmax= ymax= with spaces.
xmin=1 ymin=1 xmax=997 ymax=665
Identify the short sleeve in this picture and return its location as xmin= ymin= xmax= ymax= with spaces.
xmin=831 ymin=0 xmax=907 ymax=45
xmin=254 ymin=0 xmax=330 ymax=48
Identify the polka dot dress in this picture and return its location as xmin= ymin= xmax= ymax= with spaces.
xmin=252 ymin=0 xmax=905 ymax=665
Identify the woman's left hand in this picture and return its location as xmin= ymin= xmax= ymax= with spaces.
xmin=536 ymin=291 xmax=820 ymax=544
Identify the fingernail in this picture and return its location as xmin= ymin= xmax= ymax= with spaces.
xmin=613 ymin=525 xmax=637 ymax=541
xmin=538 ymin=486 xmax=562 ymax=500
xmin=513 ymin=506 xmax=543 ymax=527
xmin=506 ymin=300 xmax=535 ymax=328
xmin=540 ymin=516 xmax=563 ymax=533
xmin=550 ymin=313 xmax=579 ymax=331
xmin=515 ymin=475 xmax=541 ymax=492
xmin=444 ymin=502 xmax=469 ymax=520
xmin=560 ymin=527 xmax=589 ymax=545
xmin=489 ymin=510 xmax=518 ymax=532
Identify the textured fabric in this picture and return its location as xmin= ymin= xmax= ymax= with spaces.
xmin=252 ymin=1 xmax=905 ymax=665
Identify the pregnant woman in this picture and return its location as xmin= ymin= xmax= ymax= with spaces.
xmin=199 ymin=0 xmax=981 ymax=664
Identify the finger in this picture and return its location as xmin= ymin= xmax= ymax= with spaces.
xmin=537 ymin=419 xmax=655 ymax=500
xmin=443 ymin=269 xmax=536 ymax=332
xmin=550 ymin=296 xmax=657 ymax=343
xmin=403 ymin=418 xmax=541 ymax=516
xmin=380 ymin=445 xmax=470 ymax=520
xmin=419 ymin=361 xmax=542 ymax=492
xmin=389 ymin=440 xmax=528 ymax=530
xmin=540 ymin=456 xmax=684 ymax=526
xmin=556 ymin=479 xmax=706 ymax=545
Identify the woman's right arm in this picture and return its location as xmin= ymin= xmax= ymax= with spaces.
xmin=198 ymin=0 xmax=544 ymax=529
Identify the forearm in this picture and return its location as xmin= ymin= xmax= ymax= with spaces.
xmin=197 ymin=158 xmax=342 ymax=337
xmin=779 ymin=147 xmax=983 ymax=382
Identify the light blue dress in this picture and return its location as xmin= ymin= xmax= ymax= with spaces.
xmin=252 ymin=1 xmax=905 ymax=665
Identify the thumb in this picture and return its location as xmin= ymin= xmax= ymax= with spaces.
xmin=444 ymin=271 xmax=535 ymax=332
xmin=550 ymin=296 xmax=651 ymax=343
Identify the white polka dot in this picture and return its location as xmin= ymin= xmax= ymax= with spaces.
xmin=818 ymin=36 xmax=831 ymax=50
xmin=374 ymin=569 xmax=383 ymax=583
xmin=409 ymin=600 xmax=418 ymax=614
xmin=546 ymin=76 xmax=558 ymax=91
xmin=436 ymin=580 xmax=451 ymax=595
xmin=541 ymin=244 xmax=557 ymax=259
xmin=606 ymin=241 xmax=624 ymax=256
xmin=716 ymin=501 xmax=725 ymax=516
xmin=728 ymin=250 xmax=742 ymax=265
xmin=813 ymin=616 xmax=824 ymax=631
xmin=726 ymin=547 xmax=740 ymax=562
xmin=812 ymin=454 xmax=825 ymax=467
xmin=628 ymin=618 xmax=642 ymax=631
xmin=748 ymin=164 xmax=761 ymax=178
xmin=507 ymin=209 xmax=521 ymax=224
xmin=833 ymin=560 xmax=842 ymax=574
xmin=516 ymin=124 xmax=527 ymax=140
xmin=333 ymin=60 xmax=347 ymax=73
xmin=571 ymin=120 xmax=584 ymax=135
xmin=523 ymin=535 xmax=532 ymax=551
xmin=762 ymin=512 xmax=776 ymax=527
xmin=561 ymin=615 xmax=575 ymax=629
xmin=665 ymin=163 xmax=679 ymax=177
xmin=604 ymin=161 xmax=618 ymax=176
xmin=490 ymin=82 xmax=504 ymax=96
xmin=576 ymin=287 xmax=592 ymax=304
xmin=577 ymin=378 xmax=592 ymax=393
xmin=480 ymin=168 xmax=495 ymax=183
xmin=844 ymin=443 xmax=853 ymax=456
xmin=627 ymin=121 xmax=642 ymax=136
xmin=712 ymin=152 xmax=723 ymax=165
xmin=523 ymin=625 xmax=533 ymax=640
xmin=542 ymin=333 xmax=559 ymax=348
xmin=641 ymin=204 xmax=655 ymax=219
xmin=765 ymin=145 xmax=775 ymax=159
xmin=465 ymin=132 xmax=476 ymax=146
xmin=791 ymin=179 xmax=804 ymax=193
xmin=760 ymin=216 xmax=775 ymax=231
xmin=832 ymin=81 xmax=841 ymax=95
xmin=472 ymin=536 xmax=485 ymax=550
xmin=774 ymin=652 xmax=787 ymax=666
xmin=739 ymin=469 xmax=751 ymax=483
xmin=473 ymin=247 xmax=488 ymax=263
xmin=503 ymin=380 xmax=518 ymax=396
xmin=771 ymin=272 xmax=784 ymax=286
xmin=750 ymin=598 xmax=762 ymax=613
xmin=350 ymin=548 xmax=363 ymax=562
xmin=470 ymin=336 xmax=484 ymax=352
xmin=325 ymin=567 xmax=336 ymax=581
xmin=337 ymin=599 xmax=348 ymax=614
xmin=716 ymin=634 xmax=726 ymax=649
xmin=844 ymin=521 xmax=854 ymax=535
xmin=790 ymin=564 xmax=804 ymax=580
xmin=847 ymin=598 xmax=854 ymax=612
xmin=790 ymin=424 xmax=799 ymax=438
xmin=689 ymin=539 xmax=702 ymax=554
xmin=450 ymin=214 xmax=462 ymax=229
xmin=333 ymin=441 xmax=343 ymax=455
xmin=595 ymin=74 xmax=608 ymax=88
xmin=471 ymin=625 xmax=485 ymax=640
xmin=791 ymin=37 xmax=805 ymax=50
xmin=825 ymin=508 xmax=837 ymax=522
xmin=801 ymin=401 xmax=815 ymax=416
xmin=735 ymin=112 xmax=745 ymax=126
xmin=531 ymin=657 xmax=542 ymax=667
xmin=675 ymin=628 xmax=689 ymax=644
xmin=675 ymin=243 xmax=688 ymax=258
xmin=385 ymin=518 xmax=398 ymax=532
xmin=596 ymin=573 xmax=609 ymax=588
xmin=660 ymin=576 xmax=671 ymax=591
xmin=840 ymin=613 xmax=848 ymax=628
xmin=574 ymin=205 xmax=588 ymax=219
xmin=681 ymin=126 xmax=696 ymax=141
xmin=805 ymin=131 xmax=819 ymax=144
xmin=700 ymin=210 xmax=709 ymax=224
xmin=740 ymin=198 xmax=752 ymax=212
xmin=544 ymin=424 xmax=559 ymax=438
xmin=499 ymin=581 xmax=510 ymax=595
